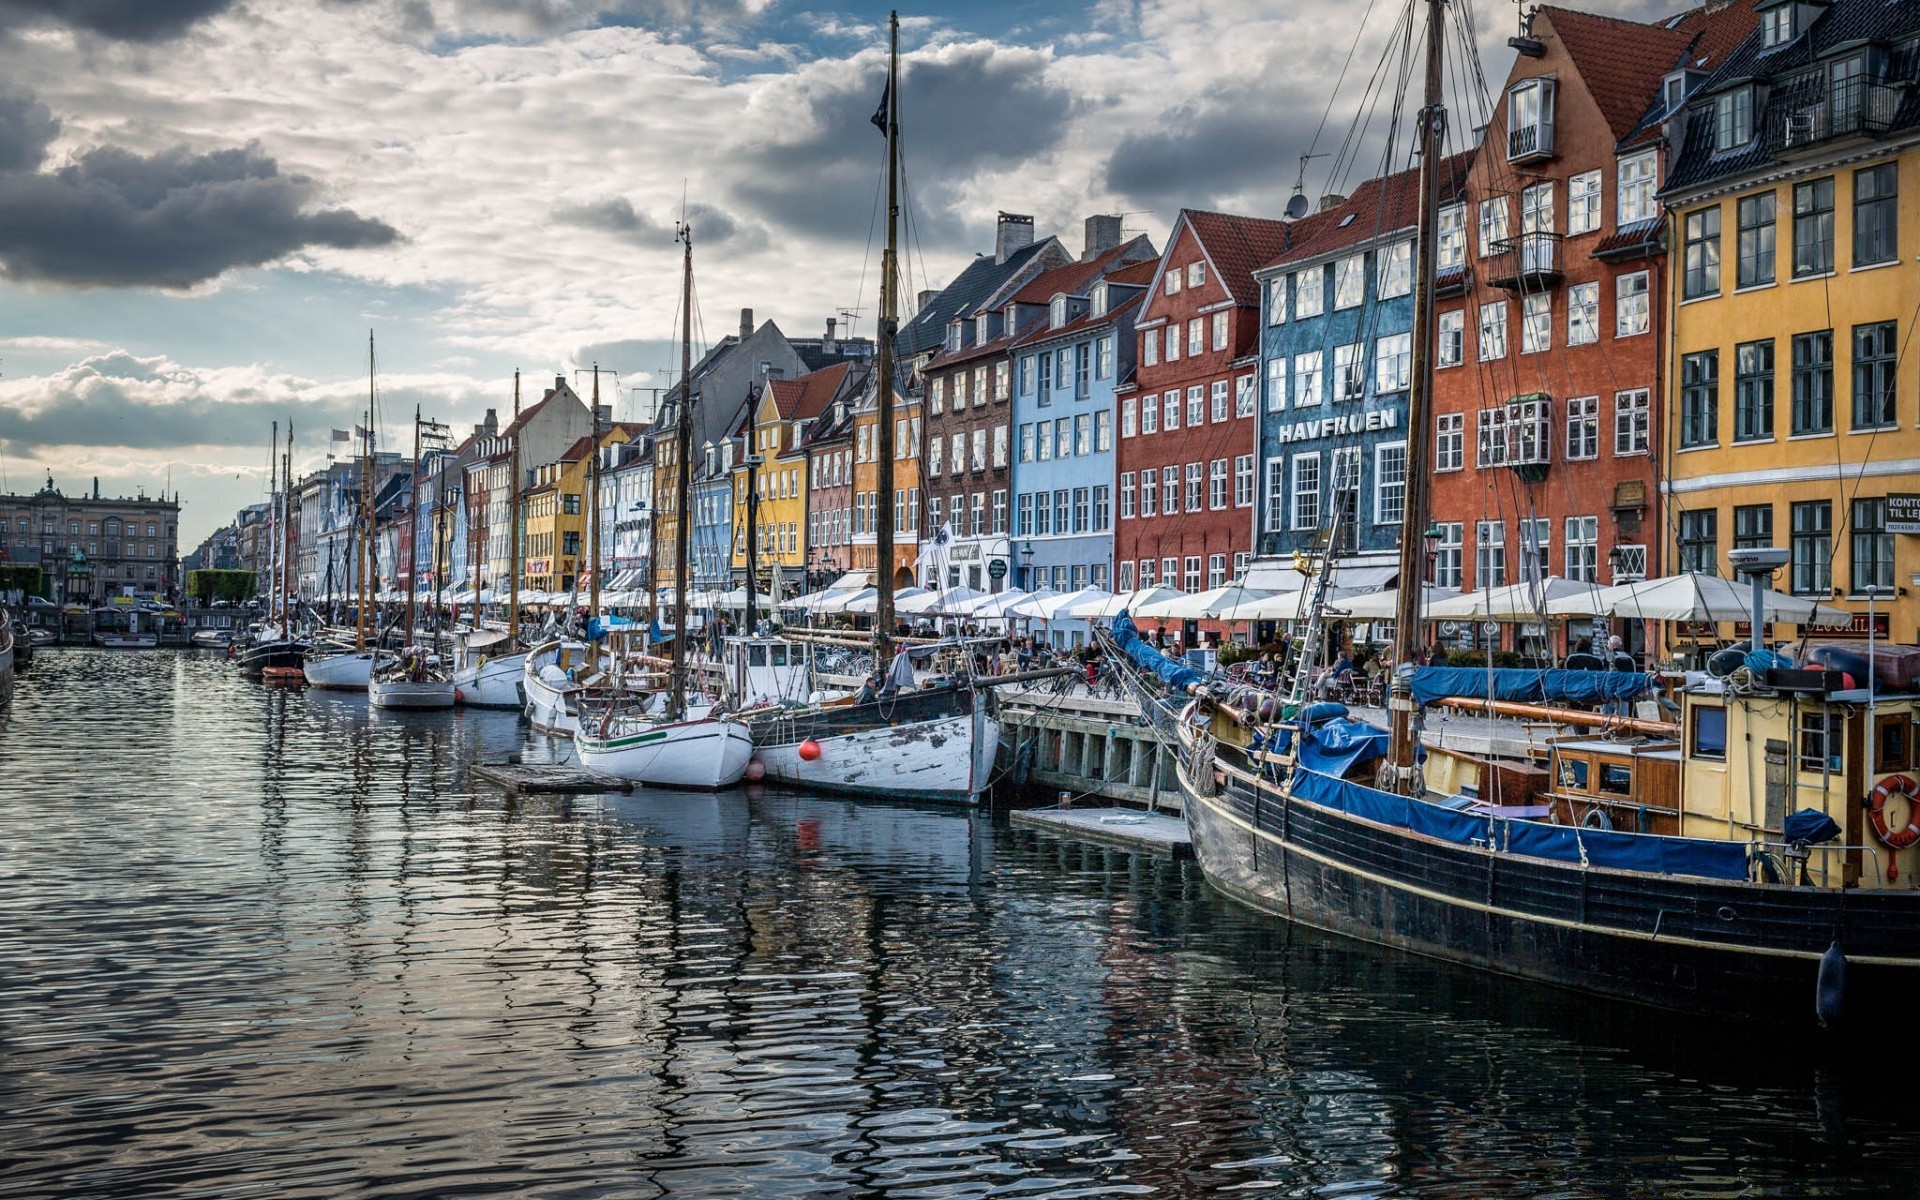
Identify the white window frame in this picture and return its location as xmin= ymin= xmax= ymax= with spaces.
xmin=1567 ymin=169 xmax=1602 ymax=235
xmin=1438 ymin=309 xmax=1465 ymax=368
xmin=1521 ymin=292 xmax=1551 ymax=354
xmin=1435 ymin=411 xmax=1465 ymax=472
xmin=1334 ymin=254 xmax=1366 ymax=309
xmin=1616 ymin=270 xmax=1650 ymax=338
xmin=1478 ymin=301 xmax=1508 ymax=360
xmin=1291 ymin=453 xmax=1321 ymax=531
xmin=1293 ymin=350 xmax=1324 ymax=407
xmin=1567 ymin=281 xmax=1598 ymax=346
xmin=1377 ymin=239 xmax=1412 ymax=298
xmin=1566 ymin=395 xmax=1599 ymax=461
xmin=1374 ymin=332 xmax=1412 ymax=394
xmin=1618 ymin=150 xmax=1658 ymax=225
xmin=1374 ymin=441 xmax=1406 ymax=527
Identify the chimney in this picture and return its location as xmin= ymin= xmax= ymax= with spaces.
xmin=1083 ymin=214 xmax=1123 ymax=260
xmin=740 ymin=307 xmax=754 ymax=340
xmin=595 ymin=404 xmax=612 ymax=426
xmin=917 ymin=289 xmax=937 ymax=311
xmin=93 ymin=476 xmax=100 ymax=499
xmin=479 ymin=407 xmax=497 ymax=436
xmin=995 ymin=211 xmax=1034 ymax=264
xmin=824 ymin=317 xmax=838 ymax=354
xmin=555 ymin=373 xmax=567 ymax=393
xmin=1318 ymin=193 xmax=1347 ymax=212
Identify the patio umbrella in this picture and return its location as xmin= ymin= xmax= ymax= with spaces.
xmin=1066 ymin=586 xmax=1181 ymax=619
xmin=1216 ymin=587 xmax=1358 ymax=621
xmin=1544 ymin=572 xmax=1853 ymax=626
xmin=1327 ymin=585 xmax=1453 ymax=620
xmin=817 ymin=587 xmax=877 ymax=614
xmin=1425 ymin=576 xmax=1600 ymax=620
xmin=1135 ymin=584 xmax=1276 ymax=621
xmin=717 ymin=587 xmax=779 ymax=609
xmin=952 ymin=588 xmax=1032 ymax=617
xmin=1010 ymin=586 xmax=1110 ymax=620
xmin=899 ymin=586 xmax=985 ymax=614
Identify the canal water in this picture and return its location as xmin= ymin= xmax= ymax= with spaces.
xmin=5 ymin=650 xmax=1919 ymax=1199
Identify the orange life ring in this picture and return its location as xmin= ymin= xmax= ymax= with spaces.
xmin=1868 ymin=773 xmax=1920 ymax=851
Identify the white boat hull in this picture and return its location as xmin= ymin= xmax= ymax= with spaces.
xmin=522 ymin=641 xmax=585 ymax=734
xmin=94 ymin=633 xmax=159 ymax=649
xmin=576 ymin=716 xmax=754 ymax=790
xmin=455 ymin=651 xmax=526 ymax=709
xmin=753 ymin=702 xmax=998 ymax=804
xmin=305 ymin=650 xmax=382 ymax=691
xmin=368 ymin=678 xmax=456 ymax=709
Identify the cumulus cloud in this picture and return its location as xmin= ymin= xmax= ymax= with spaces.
xmin=0 ymin=0 xmax=233 ymax=41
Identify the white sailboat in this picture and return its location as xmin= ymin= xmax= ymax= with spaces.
xmin=309 ymin=334 xmax=388 ymax=692
xmin=574 ymin=234 xmax=752 ymax=789
xmin=453 ymin=627 xmax=524 ymax=708
xmin=370 ymin=405 xmax=454 ymax=710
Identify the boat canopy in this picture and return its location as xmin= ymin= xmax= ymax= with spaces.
xmin=1410 ymin=666 xmax=1653 ymax=706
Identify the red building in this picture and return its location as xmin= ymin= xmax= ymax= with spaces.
xmin=1426 ymin=2 xmax=1755 ymax=658
xmin=1114 ymin=210 xmax=1290 ymax=607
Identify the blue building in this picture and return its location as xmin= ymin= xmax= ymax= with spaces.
xmin=1008 ymin=244 xmax=1156 ymax=595
xmin=1250 ymin=159 xmax=1469 ymax=585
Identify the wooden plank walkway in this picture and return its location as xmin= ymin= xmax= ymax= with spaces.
xmin=472 ymin=762 xmax=633 ymax=794
xmin=1010 ymin=806 xmax=1192 ymax=858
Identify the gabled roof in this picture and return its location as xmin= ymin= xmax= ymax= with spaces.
xmin=895 ymin=238 xmax=1057 ymax=359
xmin=1104 ymin=259 xmax=1159 ymax=288
xmin=1178 ymin=210 xmax=1297 ymax=305
xmin=1006 ymin=237 xmax=1154 ymax=306
xmin=764 ymin=360 xmax=852 ymax=422
xmin=1256 ymin=152 xmax=1474 ymax=273
xmin=1544 ymin=7 xmax=1698 ymax=141
xmin=1013 ymin=289 xmax=1146 ymax=350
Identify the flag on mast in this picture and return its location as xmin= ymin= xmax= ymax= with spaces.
xmin=869 ymin=80 xmax=889 ymax=134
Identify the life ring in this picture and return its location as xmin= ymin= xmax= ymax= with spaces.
xmin=1868 ymin=773 xmax=1920 ymax=850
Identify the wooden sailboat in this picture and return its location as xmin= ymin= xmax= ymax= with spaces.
xmin=455 ymin=370 xmax=531 ymax=709
xmin=238 ymin=421 xmax=310 ymax=677
xmin=370 ymin=405 xmax=455 ymax=709
xmin=1170 ymin=0 xmax=1920 ymax=1029
xmin=574 ymin=237 xmax=753 ymax=788
xmin=738 ymin=12 xmax=998 ymax=804
xmin=308 ymin=332 xmax=390 ymax=691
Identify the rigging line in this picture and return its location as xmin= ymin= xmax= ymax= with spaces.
xmin=1300 ymin=0 xmax=1389 ymax=187
xmin=1829 ymin=262 xmax=1920 ymax=587
xmin=1328 ymin=0 xmax=1416 ymax=197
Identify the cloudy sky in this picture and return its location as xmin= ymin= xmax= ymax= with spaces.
xmin=0 ymin=0 xmax=1669 ymax=546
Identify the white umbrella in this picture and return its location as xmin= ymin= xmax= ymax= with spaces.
xmin=1327 ymin=585 xmax=1453 ymax=620
xmin=818 ymin=587 xmax=877 ymax=614
xmin=1067 ymin=586 xmax=1181 ymax=619
xmin=843 ymin=586 xmax=924 ymax=614
xmin=1011 ymin=586 xmax=1109 ymax=620
xmin=1217 ymin=587 xmax=1358 ymax=621
xmin=898 ymin=586 xmax=985 ymax=614
xmin=1426 ymin=576 xmax=1599 ymax=620
xmin=1136 ymin=584 xmax=1276 ymax=621
xmin=1545 ymin=572 xmax=1853 ymax=626
xmin=717 ymin=586 xmax=779 ymax=609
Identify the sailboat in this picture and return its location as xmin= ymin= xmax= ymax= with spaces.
xmin=308 ymin=332 xmax=391 ymax=691
xmin=737 ymin=13 xmax=998 ymax=804
xmin=454 ymin=371 xmax=530 ymax=709
xmin=238 ymin=421 xmax=310 ymax=677
xmin=1170 ymin=0 xmax=1920 ymax=1029
xmin=574 ymin=247 xmax=753 ymax=789
xmin=370 ymin=405 xmax=455 ymax=710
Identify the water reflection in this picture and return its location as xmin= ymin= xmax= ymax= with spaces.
xmin=2 ymin=650 xmax=1916 ymax=1198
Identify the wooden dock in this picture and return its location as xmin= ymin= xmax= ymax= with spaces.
xmin=472 ymin=762 xmax=633 ymax=794
xmin=1009 ymin=805 xmax=1192 ymax=858
xmin=996 ymin=688 xmax=1181 ymax=812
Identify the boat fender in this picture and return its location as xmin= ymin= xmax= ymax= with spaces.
xmin=799 ymin=739 xmax=822 ymax=761
xmin=1816 ymin=941 xmax=1847 ymax=1030
xmin=1582 ymin=807 xmax=1614 ymax=831
xmin=1867 ymin=774 xmax=1920 ymax=874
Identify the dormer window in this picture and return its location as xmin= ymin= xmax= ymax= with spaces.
xmin=1050 ymin=294 xmax=1068 ymax=328
xmin=945 ymin=320 xmax=962 ymax=353
xmin=1760 ymin=2 xmax=1794 ymax=48
xmin=1090 ymin=283 xmax=1108 ymax=318
xmin=1507 ymin=77 xmax=1556 ymax=162
xmin=976 ymin=313 xmax=993 ymax=343
xmin=1713 ymin=86 xmax=1754 ymax=152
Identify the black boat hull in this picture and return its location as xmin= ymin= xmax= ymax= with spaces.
xmin=237 ymin=640 xmax=309 ymax=677
xmin=1181 ymin=751 xmax=1920 ymax=1028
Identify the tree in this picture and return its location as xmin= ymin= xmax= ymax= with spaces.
xmin=0 ymin=564 xmax=45 ymax=599
xmin=187 ymin=569 xmax=257 ymax=605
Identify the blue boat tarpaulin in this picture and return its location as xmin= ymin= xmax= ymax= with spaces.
xmin=1111 ymin=613 xmax=1204 ymax=693
xmin=1411 ymin=667 xmax=1653 ymax=706
xmin=588 ymin=614 xmax=636 ymax=641
xmin=1288 ymin=768 xmax=1749 ymax=881
xmin=1298 ymin=717 xmax=1390 ymax=778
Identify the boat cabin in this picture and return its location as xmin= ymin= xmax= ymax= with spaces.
xmin=1544 ymin=738 xmax=1682 ymax=834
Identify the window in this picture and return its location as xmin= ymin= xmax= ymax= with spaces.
xmin=1616 ymin=270 xmax=1650 ymax=337
xmin=1438 ymin=310 xmax=1465 ymax=367
xmin=1791 ymin=329 xmax=1833 ymax=436
xmin=1095 ymin=409 xmax=1112 ymax=451
xmin=1187 ymin=318 xmax=1204 ymax=357
xmin=1165 ymin=326 xmax=1180 ymax=363
xmin=995 ymin=360 xmax=1011 ymax=400
xmin=1374 ymin=442 xmax=1406 ymax=526
xmin=1475 ymin=520 xmax=1506 ymax=589
xmin=1120 ymin=397 xmax=1137 ymax=438
xmin=1235 ymin=373 xmax=1255 ymax=418
xmin=1435 ymin=412 xmax=1465 ymax=471
xmin=1016 ymin=492 xmax=1032 ymax=536
xmin=1267 ymin=275 xmax=1288 ymax=324
xmin=1163 ymin=391 xmax=1180 ymax=431
xmin=1075 ymin=413 xmax=1092 ymax=456
xmin=1567 ymin=170 xmax=1601 ymax=234
xmin=1056 ymin=417 xmax=1073 ymax=459
xmin=971 ymin=492 xmax=987 ymax=536
xmin=1234 ymin=454 xmax=1254 ymax=508
xmin=1208 ymin=553 xmax=1227 ymax=589
xmin=1189 ymin=261 xmax=1205 ymax=288
xmin=1141 ymin=392 xmax=1158 ymax=434
xmin=1566 ymin=396 xmax=1599 ymax=460
xmin=1478 ymin=198 xmax=1509 ymax=257
xmin=1734 ymin=339 xmax=1775 ymax=442
xmin=1761 ymin=3 xmax=1794 ymax=48
xmin=1680 ymin=350 xmax=1719 ymax=448
xmin=1187 ymin=385 xmax=1205 ymax=426
xmin=1521 ymin=180 xmax=1555 ymax=248
xmin=1140 ymin=466 xmax=1157 ymax=516
xmin=1211 ymin=311 xmax=1230 ymax=351
xmin=1799 ymin=709 xmax=1835 ymax=771
xmin=1051 ymin=353 xmax=1067 ymax=400
xmin=1294 ymin=267 xmax=1323 ymax=318
xmin=1037 ymin=353 xmax=1053 ymax=394
xmin=1096 ymin=336 xmax=1113 ymax=381
xmin=1737 ymin=193 xmax=1776 ymax=288
xmin=993 ymin=424 xmax=1009 ymax=468
xmin=1437 ymin=203 xmax=1466 ymax=270
xmin=1854 ymin=321 xmax=1898 ymax=430
xmin=1334 ymin=255 xmax=1366 ymax=308
xmin=1734 ymin=503 xmax=1774 ymax=550
xmin=1855 ymin=163 xmax=1898 ymax=267
xmin=1165 ymin=268 xmax=1181 ymax=295
xmin=1793 ymin=177 xmax=1835 ymax=277
xmin=1142 ymin=329 xmax=1158 ymax=367
xmin=1508 ymin=76 xmax=1554 ymax=158
xmin=1618 ymin=150 xmax=1657 ymax=224
xmin=1072 ymin=487 xmax=1090 ymax=533
xmin=1790 ymin=500 xmax=1831 ymax=595
xmin=1185 ymin=557 xmax=1202 ymax=593
xmin=1377 ymin=239 xmax=1412 ymax=298
xmin=1614 ymin=389 xmax=1650 ymax=455
xmin=1334 ymin=343 xmax=1364 ymax=402
xmin=1263 ymin=458 xmax=1286 ymax=532
xmin=1713 ymin=87 xmax=1753 ymax=152
xmin=1683 ymin=206 xmax=1721 ymax=299
xmin=1522 ymin=292 xmax=1551 ymax=354
xmin=1162 ymin=466 xmax=1178 ymax=514
xmin=1119 ymin=472 xmax=1135 ymax=519
xmin=1330 ymin=446 xmax=1361 ymax=539
xmin=992 ymin=489 xmax=1008 ymax=534
xmin=1209 ymin=459 xmax=1228 ymax=510
xmin=1185 ymin=461 xmax=1204 ymax=511
xmin=1375 ymin=332 xmax=1411 ymax=393
xmin=1478 ymin=301 xmax=1508 ymax=360
xmin=1567 ymin=282 xmax=1598 ymax=345
xmin=1565 ymin=516 xmax=1599 ymax=582
xmin=1118 ymin=561 xmax=1134 ymax=591
xmin=1138 ymin=559 xmax=1156 ymax=587
xmin=1520 ymin=518 xmax=1551 ymax=583
xmin=1052 ymin=490 xmax=1068 ymax=534
xmin=1852 ymin=497 xmax=1893 ymax=594
xmin=1293 ymin=350 xmax=1323 ymax=407
xmin=1211 ymin=379 xmax=1229 ymax=423
xmin=1291 ymin=454 xmax=1321 ymax=530
xmin=1678 ymin=509 xmax=1718 ymax=573
xmin=971 ymin=428 xmax=986 ymax=471
xmin=1432 ymin=522 xmax=1463 ymax=588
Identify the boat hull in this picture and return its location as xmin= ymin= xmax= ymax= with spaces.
xmin=238 ymin=639 xmax=309 ymax=677
xmin=304 ymin=650 xmax=381 ymax=691
xmin=368 ymin=679 xmax=456 ymax=710
xmin=575 ymin=717 xmax=754 ymax=790
xmin=94 ymin=633 xmax=160 ymax=649
xmin=455 ymin=652 xmax=526 ymax=709
xmin=1178 ymin=735 xmax=1920 ymax=1028
xmin=748 ymin=687 xmax=997 ymax=805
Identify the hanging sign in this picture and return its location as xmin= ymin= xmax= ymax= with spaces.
xmin=1887 ymin=494 xmax=1920 ymax=534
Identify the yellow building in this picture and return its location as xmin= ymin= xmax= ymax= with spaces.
xmin=850 ymin=380 xmax=922 ymax=592
xmin=522 ymin=425 xmax=636 ymax=595
xmin=731 ymin=362 xmax=853 ymax=597
xmin=1663 ymin=2 xmax=1920 ymax=644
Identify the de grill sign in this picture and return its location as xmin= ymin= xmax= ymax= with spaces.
xmin=1888 ymin=493 xmax=1920 ymax=535
xmin=988 ymin=558 xmax=1007 ymax=580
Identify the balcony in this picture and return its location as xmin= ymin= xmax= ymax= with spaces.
xmin=1767 ymin=77 xmax=1900 ymax=153
xmin=1485 ymin=231 xmax=1563 ymax=290
xmin=1507 ymin=120 xmax=1555 ymax=163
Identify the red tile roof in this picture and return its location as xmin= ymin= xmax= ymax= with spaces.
xmin=1007 ymin=238 xmax=1150 ymax=306
xmin=1182 ymin=210 xmax=1295 ymax=305
xmin=1105 ymin=259 xmax=1158 ymax=288
xmin=1257 ymin=152 xmax=1474 ymax=271
xmin=1540 ymin=6 xmax=1700 ymax=141
xmin=1012 ymin=290 xmax=1145 ymax=349
xmin=765 ymin=360 xmax=852 ymax=421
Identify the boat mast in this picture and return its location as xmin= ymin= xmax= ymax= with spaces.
xmin=1386 ymin=0 xmax=1447 ymax=793
xmin=358 ymin=333 xmax=374 ymax=652
xmin=283 ymin=421 xmax=294 ymax=627
xmin=268 ymin=420 xmax=279 ymax=624
xmin=589 ymin=364 xmax=603 ymax=631
xmin=670 ymin=224 xmax=695 ymax=721
xmin=872 ymin=9 xmax=900 ymax=667
xmin=509 ymin=371 xmax=522 ymax=644
xmin=407 ymin=405 xmax=420 ymax=648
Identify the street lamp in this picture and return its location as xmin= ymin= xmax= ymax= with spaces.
xmin=1018 ymin=540 xmax=1035 ymax=590
xmin=1421 ymin=521 xmax=1442 ymax=584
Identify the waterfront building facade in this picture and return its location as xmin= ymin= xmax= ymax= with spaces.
xmin=0 ymin=475 xmax=181 ymax=601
